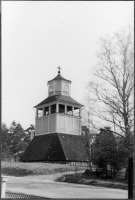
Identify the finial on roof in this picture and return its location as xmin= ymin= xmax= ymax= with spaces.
xmin=57 ymin=66 xmax=61 ymax=74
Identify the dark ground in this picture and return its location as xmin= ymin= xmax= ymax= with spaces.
xmin=56 ymin=169 xmax=128 ymax=190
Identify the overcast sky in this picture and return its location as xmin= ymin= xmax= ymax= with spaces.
xmin=2 ymin=1 xmax=134 ymax=129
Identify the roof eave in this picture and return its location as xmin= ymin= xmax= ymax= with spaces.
xmin=34 ymin=95 xmax=84 ymax=108
xmin=35 ymin=101 xmax=83 ymax=108
xmin=57 ymin=99 xmax=83 ymax=107
xmin=47 ymin=78 xmax=71 ymax=84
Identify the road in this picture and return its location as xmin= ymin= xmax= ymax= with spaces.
xmin=6 ymin=172 xmax=128 ymax=199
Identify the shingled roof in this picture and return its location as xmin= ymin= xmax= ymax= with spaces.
xmin=20 ymin=133 xmax=88 ymax=162
xmin=47 ymin=73 xmax=71 ymax=84
xmin=35 ymin=95 xmax=83 ymax=107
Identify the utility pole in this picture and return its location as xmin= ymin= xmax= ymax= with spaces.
xmin=88 ymin=111 xmax=92 ymax=171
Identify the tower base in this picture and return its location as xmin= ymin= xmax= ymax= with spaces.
xmin=20 ymin=133 xmax=88 ymax=162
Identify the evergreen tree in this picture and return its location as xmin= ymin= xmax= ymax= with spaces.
xmin=92 ymin=127 xmax=118 ymax=176
xmin=115 ymin=136 xmax=129 ymax=169
xmin=24 ymin=124 xmax=35 ymax=143
xmin=1 ymin=123 xmax=12 ymax=158
xmin=8 ymin=121 xmax=27 ymax=155
xmin=2 ymin=121 xmax=33 ymax=161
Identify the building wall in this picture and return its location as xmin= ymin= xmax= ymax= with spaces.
xmin=35 ymin=114 xmax=56 ymax=136
xmin=65 ymin=115 xmax=73 ymax=134
xmin=48 ymin=80 xmax=71 ymax=96
xmin=35 ymin=113 xmax=81 ymax=136
xmin=74 ymin=117 xmax=80 ymax=135
xmin=43 ymin=116 xmax=48 ymax=133
xmin=56 ymin=114 xmax=81 ymax=135
xmin=57 ymin=114 xmax=65 ymax=133
xmin=55 ymin=80 xmax=61 ymax=92
xmin=61 ymin=80 xmax=71 ymax=96
xmin=35 ymin=118 xmax=42 ymax=136
xmin=57 ymin=114 xmax=75 ymax=134
xmin=49 ymin=115 xmax=56 ymax=132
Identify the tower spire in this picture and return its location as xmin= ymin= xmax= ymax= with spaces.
xmin=57 ymin=66 xmax=61 ymax=74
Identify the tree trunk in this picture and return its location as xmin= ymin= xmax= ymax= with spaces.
xmin=106 ymin=166 xmax=108 ymax=179
xmin=125 ymin=167 xmax=128 ymax=180
xmin=88 ymin=154 xmax=92 ymax=171
xmin=113 ymin=165 xmax=116 ymax=178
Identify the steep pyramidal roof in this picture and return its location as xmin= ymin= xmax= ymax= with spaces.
xmin=48 ymin=73 xmax=71 ymax=84
xmin=20 ymin=133 xmax=88 ymax=162
xmin=35 ymin=95 xmax=83 ymax=107
xmin=58 ymin=133 xmax=88 ymax=161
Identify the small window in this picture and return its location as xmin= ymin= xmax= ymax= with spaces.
xmin=51 ymin=104 xmax=56 ymax=114
xmin=44 ymin=106 xmax=49 ymax=116
xmin=37 ymin=108 xmax=43 ymax=118
xmin=59 ymin=104 xmax=65 ymax=114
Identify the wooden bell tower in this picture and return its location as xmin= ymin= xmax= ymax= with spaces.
xmin=34 ymin=67 xmax=83 ymax=136
xmin=21 ymin=67 xmax=88 ymax=163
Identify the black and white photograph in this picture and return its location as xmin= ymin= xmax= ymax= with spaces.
xmin=1 ymin=1 xmax=134 ymax=199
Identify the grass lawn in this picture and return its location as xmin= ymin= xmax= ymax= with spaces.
xmin=56 ymin=171 xmax=128 ymax=190
xmin=1 ymin=161 xmax=87 ymax=176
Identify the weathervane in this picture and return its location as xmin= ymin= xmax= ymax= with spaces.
xmin=57 ymin=66 xmax=61 ymax=74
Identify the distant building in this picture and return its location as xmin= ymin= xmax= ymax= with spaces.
xmin=21 ymin=68 xmax=88 ymax=163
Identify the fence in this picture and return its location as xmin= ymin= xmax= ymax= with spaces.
xmin=1 ymin=155 xmax=16 ymax=162
xmin=5 ymin=192 xmax=49 ymax=199
xmin=1 ymin=153 xmax=23 ymax=162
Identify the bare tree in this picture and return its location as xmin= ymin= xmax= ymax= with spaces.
xmin=82 ymin=105 xmax=97 ymax=171
xmin=86 ymin=28 xmax=134 ymax=156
